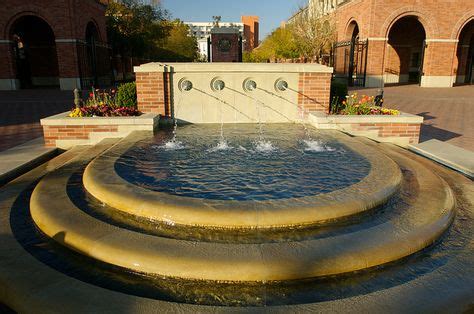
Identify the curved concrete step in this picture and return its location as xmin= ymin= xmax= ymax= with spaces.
xmin=82 ymin=131 xmax=402 ymax=229
xmin=30 ymin=137 xmax=455 ymax=282
xmin=0 ymin=141 xmax=472 ymax=314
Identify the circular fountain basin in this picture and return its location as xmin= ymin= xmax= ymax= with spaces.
xmin=30 ymin=134 xmax=455 ymax=282
xmin=83 ymin=125 xmax=402 ymax=229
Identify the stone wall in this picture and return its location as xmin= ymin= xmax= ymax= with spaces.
xmin=134 ymin=63 xmax=334 ymax=123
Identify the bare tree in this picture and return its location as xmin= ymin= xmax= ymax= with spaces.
xmin=290 ymin=6 xmax=335 ymax=63
xmin=212 ymin=15 xmax=222 ymax=28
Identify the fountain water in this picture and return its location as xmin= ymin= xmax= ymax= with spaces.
xmin=257 ymin=79 xmax=334 ymax=152
xmin=209 ymin=78 xmax=231 ymax=151
xmin=161 ymin=78 xmax=193 ymax=150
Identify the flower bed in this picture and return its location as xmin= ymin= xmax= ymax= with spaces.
xmin=69 ymin=83 xmax=141 ymax=117
xmin=309 ymin=109 xmax=423 ymax=147
xmin=41 ymin=83 xmax=158 ymax=149
xmin=331 ymin=93 xmax=400 ymax=116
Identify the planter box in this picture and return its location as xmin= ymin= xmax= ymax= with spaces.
xmin=308 ymin=111 xmax=423 ymax=147
xmin=41 ymin=112 xmax=159 ymax=149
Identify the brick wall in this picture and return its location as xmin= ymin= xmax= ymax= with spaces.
xmin=211 ymin=33 xmax=240 ymax=62
xmin=43 ymin=125 xmax=118 ymax=147
xmin=346 ymin=123 xmax=421 ymax=144
xmin=0 ymin=0 xmax=109 ymax=90
xmin=136 ymin=72 xmax=169 ymax=116
xmin=332 ymin=0 xmax=474 ymax=87
xmin=241 ymin=16 xmax=259 ymax=51
xmin=298 ymin=72 xmax=331 ymax=113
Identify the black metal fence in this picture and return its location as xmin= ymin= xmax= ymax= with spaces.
xmin=332 ymin=39 xmax=368 ymax=87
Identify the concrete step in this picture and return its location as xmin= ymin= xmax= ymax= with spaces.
xmin=82 ymin=131 xmax=402 ymax=229
xmin=409 ymin=139 xmax=474 ymax=179
xmin=30 ymin=136 xmax=455 ymax=282
xmin=0 ymin=137 xmax=57 ymax=186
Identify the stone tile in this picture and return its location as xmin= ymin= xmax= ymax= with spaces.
xmin=351 ymin=85 xmax=474 ymax=151
xmin=409 ymin=139 xmax=474 ymax=179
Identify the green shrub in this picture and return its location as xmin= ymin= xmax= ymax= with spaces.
xmin=116 ymin=82 xmax=137 ymax=108
xmin=329 ymin=79 xmax=348 ymax=114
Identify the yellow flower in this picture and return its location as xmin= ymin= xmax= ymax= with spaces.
xmin=69 ymin=108 xmax=83 ymax=117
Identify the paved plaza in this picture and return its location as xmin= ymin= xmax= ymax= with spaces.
xmin=0 ymin=85 xmax=473 ymax=152
xmin=353 ymin=85 xmax=474 ymax=151
xmin=0 ymin=90 xmax=72 ymax=152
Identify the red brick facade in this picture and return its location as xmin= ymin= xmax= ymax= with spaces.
xmin=211 ymin=32 xmax=241 ymax=63
xmin=136 ymin=72 xmax=170 ymax=116
xmin=241 ymin=16 xmax=259 ymax=51
xmin=43 ymin=125 xmax=118 ymax=147
xmin=298 ymin=72 xmax=332 ymax=113
xmin=0 ymin=0 xmax=111 ymax=90
xmin=348 ymin=123 xmax=421 ymax=145
xmin=332 ymin=0 xmax=474 ymax=87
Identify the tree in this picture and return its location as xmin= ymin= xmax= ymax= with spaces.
xmin=243 ymin=26 xmax=299 ymax=62
xmin=106 ymin=1 xmax=199 ymax=62
xmin=158 ymin=20 xmax=199 ymax=61
xmin=212 ymin=16 xmax=222 ymax=28
xmin=106 ymin=0 xmax=169 ymax=59
xmin=291 ymin=8 xmax=335 ymax=62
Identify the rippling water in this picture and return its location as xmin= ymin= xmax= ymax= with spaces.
xmin=115 ymin=124 xmax=371 ymax=201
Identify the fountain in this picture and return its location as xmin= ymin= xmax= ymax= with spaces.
xmin=0 ymin=63 xmax=472 ymax=312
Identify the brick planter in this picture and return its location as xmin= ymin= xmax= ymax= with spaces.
xmin=308 ymin=112 xmax=423 ymax=147
xmin=41 ymin=112 xmax=159 ymax=149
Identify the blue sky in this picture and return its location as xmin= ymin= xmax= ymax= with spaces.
xmin=161 ymin=0 xmax=306 ymax=39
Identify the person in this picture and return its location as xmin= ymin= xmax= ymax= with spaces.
xmin=13 ymin=34 xmax=31 ymax=88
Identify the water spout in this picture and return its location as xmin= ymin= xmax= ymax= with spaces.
xmin=274 ymin=78 xmax=289 ymax=92
xmin=211 ymin=78 xmax=226 ymax=91
xmin=243 ymin=78 xmax=257 ymax=92
xmin=178 ymin=78 xmax=193 ymax=92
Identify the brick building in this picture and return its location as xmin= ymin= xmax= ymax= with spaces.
xmin=304 ymin=0 xmax=474 ymax=88
xmin=210 ymin=27 xmax=242 ymax=62
xmin=0 ymin=0 xmax=111 ymax=91
xmin=241 ymin=16 xmax=259 ymax=51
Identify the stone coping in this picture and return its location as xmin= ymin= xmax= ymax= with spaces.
xmin=40 ymin=112 xmax=159 ymax=126
xmin=0 ymin=142 xmax=470 ymax=313
xmin=30 ymin=138 xmax=455 ymax=282
xmin=134 ymin=62 xmax=334 ymax=74
xmin=83 ymin=131 xmax=402 ymax=229
xmin=309 ymin=111 xmax=424 ymax=124
xmin=409 ymin=139 xmax=474 ymax=179
xmin=0 ymin=138 xmax=57 ymax=186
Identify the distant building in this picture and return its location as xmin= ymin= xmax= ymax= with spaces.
xmin=210 ymin=27 xmax=242 ymax=63
xmin=185 ymin=16 xmax=259 ymax=61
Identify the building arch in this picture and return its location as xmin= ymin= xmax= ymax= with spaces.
xmin=4 ymin=10 xmax=57 ymax=40
xmin=451 ymin=12 xmax=474 ymax=40
xmin=454 ymin=19 xmax=474 ymax=84
xmin=84 ymin=19 xmax=102 ymax=42
xmin=381 ymin=8 xmax=438 ymax=40
xmin=84 ymin=21 xmax=101 ymax=87
xmin=384 ymin=15 xmax=427 ymax=85
xmin=345 ymin=19 xmax=360 ymax=41
xmin=9 ymin=14 xmax=59 ymax=89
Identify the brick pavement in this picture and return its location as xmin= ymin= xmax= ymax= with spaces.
xmin=0 ymin=90 xmax=73 ymax=151
xmin=352 ymin=85 xmax=474 ymax=151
